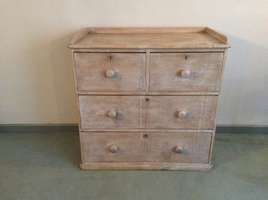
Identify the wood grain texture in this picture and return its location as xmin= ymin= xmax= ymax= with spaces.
xmin=80 ymin=162 xmax=213 ymax=171
xmin=79 ymin=129 xmax=214 ymax=133
xmin=80 ymin=131 xmax=212 ymax=163
xmin=77 ymin=91 xmax=220 ymax=96
xmin=149 ymin=53 xmax=224 ymax=92
xmin=79 ymin=95 xmax=217 ymax=130
xmin=74 ymin=53 xmax=146 ymax=92
xmin=204 ymin=27 xmax=228 ymax=44
xmin=79 ymin=96 xmax=144 ymax=130
xmin=145 ymin=96 xmax=217 ymax=129
xmin=69 ymin=27 xmax=229 ymax=49
xmin=73 ymin=48 xmax=225 ymax=53
xmin=69 ymin=27 xmax=229 ymax=170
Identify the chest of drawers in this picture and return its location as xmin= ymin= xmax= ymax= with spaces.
xmin=69 ymin=27 xmax=229 ymax=170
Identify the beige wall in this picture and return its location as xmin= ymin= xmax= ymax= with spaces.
xmin=0 ymin=0 xmax=267 ymax=125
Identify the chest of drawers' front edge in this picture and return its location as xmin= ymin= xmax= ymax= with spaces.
xmin=71 ymin=50 xmax=226 ymax=171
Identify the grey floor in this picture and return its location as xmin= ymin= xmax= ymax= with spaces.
xmin=0 ymin=132 xmax=268 ymax=200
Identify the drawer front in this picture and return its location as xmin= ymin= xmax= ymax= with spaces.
xmin=145 ymin=96 xmax=217 ymax=129
xmin=74 ymin=53 xmax=146 ymax=92
xmin=80 ymin=132 xmax=211 ymax=163
xmin=79 ymin=96 xmax=142 ymax=130
xmin=149 ymin=53 xmax=224 ymax=92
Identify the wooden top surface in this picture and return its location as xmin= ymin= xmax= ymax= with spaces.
xmin=69 ymin=27 xmax=229 ymax=49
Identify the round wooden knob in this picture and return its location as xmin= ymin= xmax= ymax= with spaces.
xmin=108 ymin=144 xmax=119 ymax=153
xmin=173 ymin=145 xmax=184 ymax=154
xmin=106 ymin=110 xmax=117 ymax=118
xmin=179 ymin=69 xmax=191 ymax=78
xmin=105 ymin=69 xmax=116 ymax=78
xmin=176 ymin=110 xmax=188 ymax=118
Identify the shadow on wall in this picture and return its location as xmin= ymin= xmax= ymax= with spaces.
xmin=48 ymin=31 xmax=79 ymax=123
xmin=217 ymin=35 xmax=268 ymax=125
xmin=26 ymin=30 xmax=80 ymax=123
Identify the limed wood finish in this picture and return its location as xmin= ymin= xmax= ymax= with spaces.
xmin=80 ymin=132 xmax=212 ymax=163
xmin=149 ymin=53 xmax=224 ymax=92
xmin=74 ymin=53 xmax=146 ymax=92
xmin=79 ymin=96 xmax=217 ymax=130
xmin=79 ymin=96 xmax=143 ymax=130
xmin=80 ymin=162 xmax=213 ymax=171
xmin=69 ymin=27 xmax=229 ymax=170
xmin=145 ymin=96 xmax=217 ymax=129
xmin=69 ymin=27 xmax=228 ymax=49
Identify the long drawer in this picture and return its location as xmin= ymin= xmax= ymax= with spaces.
xmin=80 ymin=132 xmax=212 ymax=163
xmin=79 ymin=95 xmax=217 ymax=130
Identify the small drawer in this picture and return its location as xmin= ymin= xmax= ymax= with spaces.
xmin=74 ymin=53 xmax=146 ymax=92
xmin=145 ymin=96 xmax=217 ymax=129
xmin=149 ymin=53 xmax=224 ymax=92
xmin=80 ymin=132 xmax=212 ymax=163
xmin=79 ymin=96 xmax=142 ymax=130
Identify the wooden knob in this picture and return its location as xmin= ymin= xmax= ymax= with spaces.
xmin=175 ymin=110 xmax=188 ymax=118
xmin=173 ymin=145 xmax=184 ymax=154
xmin=105 ymin=69 xmax=116 ymax=78
xmin=106 ymin=110 xmax=117 ymax=118
xmin=108 ymin=144 xmax=119 ymax=153
xmin=178 ymin=69 xmax=191 ymax=78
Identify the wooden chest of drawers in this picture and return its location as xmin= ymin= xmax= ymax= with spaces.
xmin=69 ymin=27 xmax=229 ymax=170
